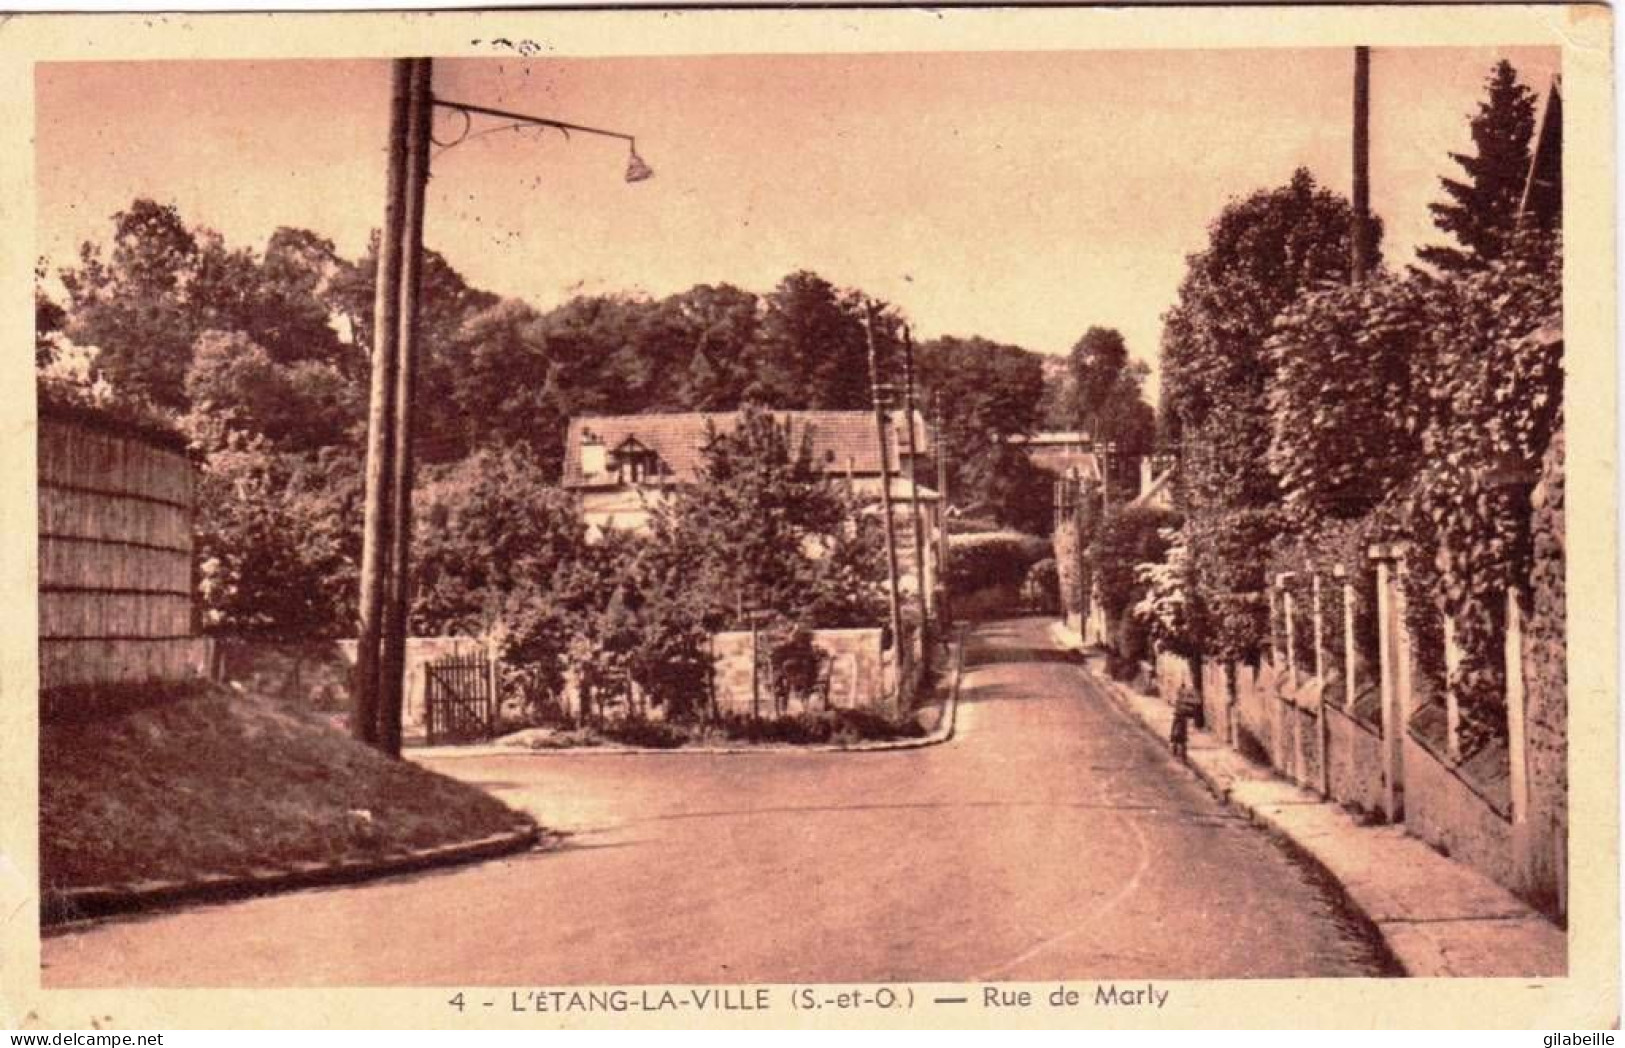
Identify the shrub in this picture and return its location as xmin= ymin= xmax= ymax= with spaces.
xmin=599 ymin=718 xmax=689 ymax=749
xmin=1088 ymin=506 xmax=1182 ymax=625
xmin=1024 ymin=558 xmax=1060 ymax=612
xmin=945 ymin=531 xmax=1051 ymax=598
xmin=716 ymin=708 xmax=923 ymax=745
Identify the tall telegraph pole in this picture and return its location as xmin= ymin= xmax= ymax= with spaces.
xmin=353 ymin=58 xmax=413 ymax=746
xmin=933 ymin=390 xmax=951 ymax=626
xmin=901 ymin=326 xmax=930 ymax=645
xmin=865 ymin=305 xmax=906 ymax=662
xmin=378 ymin=57 xmax=434 ymax=757
xmin=1352 ymin=46 xmax=1372 ymax=284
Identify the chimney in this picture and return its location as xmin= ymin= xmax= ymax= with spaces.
xmin=581 ymin=429 xmax=606 ymax=477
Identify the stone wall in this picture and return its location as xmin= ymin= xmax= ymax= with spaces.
xmin=1324 ymin=704 xmax=1385 ymax=820
xmin=709 ymin=627 xmax=897 ymax=716
xmin=1403 ymin=735 xmax=1516 ymax=888
xmin=212 ymin=635 xmax=489 ymax=729
xmin=1521 ymin=428 xmax=1567 ymax=914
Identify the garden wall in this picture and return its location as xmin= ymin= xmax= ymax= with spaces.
xmin=1324 ymin=703 xmax=1385 ymax=819
xmin=1143 ymin=553 xmax=1560 ymax=915
xmin=212 ymin=634 xmax=489 ymax=730
xmin=1403 ymin=732 xmax=1515 ymax=889
xmin=1521 ymin=428 xmax=1567 ymax=914
xmin=38 ymin=406 xmax=209 ymax=692
xmin=709 ymin=627 xmax=900 ymax=716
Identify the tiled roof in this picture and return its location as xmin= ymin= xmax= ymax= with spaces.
xmin=1027 ymin=448 xmax=1102 ymax=482
xmin=563 ymin=410 xmax=930 ymax=489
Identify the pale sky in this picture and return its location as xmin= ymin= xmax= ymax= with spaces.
xmin=37 ymin=47 xmax=1559 ymax=391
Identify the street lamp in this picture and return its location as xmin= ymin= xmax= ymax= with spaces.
xmin=429 ymin=96 xmax=655 ymax=183
xmin=356 ymin=57 xmax=654 ymax=755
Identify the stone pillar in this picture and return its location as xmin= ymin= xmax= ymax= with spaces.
xmin=1335 ymin=564 xmax=1357 ymax=710
xmin=1278 ymin=572 xmax=1298 ymax=689
xmin=1311 ymin=572 xmax=1326 ymax=682
xmin=1505 ymin=588 xmax=1530 ymax=828
xmin=1268 ymin=585 xmax=1282 ymax=668
xmin=1442 ymin=615 xmax=1464 ymax=763
xmin=1312 ymin=571 xmax=1329 ymax=796
xmin=1370 ymin=543 xmax=1406 ymax=823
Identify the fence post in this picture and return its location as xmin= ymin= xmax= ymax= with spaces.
xmin=1278 ymin=573 xmax=1298 ymax=689
xmin=1335 ymin=564 xmax=1357 ymax=711
xmin=1268 ymin=584 xmax=1283 ymax=668
xmin=1312 ymin=570 xmax=1329 ymax=796
xmin=1370 ymin=542 xmax=1408 ymax=823
xmin=1505 ymin=587 xmax=1530 ymax=828
xmin=1443 ymin=615 xmax=1464 ymax=763
xmin=1277 ymin=573 xmax=1299 ymax=780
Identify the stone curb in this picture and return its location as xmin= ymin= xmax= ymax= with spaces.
xmin=41 ymin=821 xmax=544 ymax=930
xmin=417 ymin=626 xmax=967 ymax=761
xmin=1049 ymin=621 xmax=1564 ymax=979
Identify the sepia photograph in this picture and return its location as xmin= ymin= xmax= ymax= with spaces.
xmin=3 ymin=4 xmax=1616 ymax=1031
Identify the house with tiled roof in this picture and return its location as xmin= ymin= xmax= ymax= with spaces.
xmin=1009 ymin=431 xmax=1103 ymax=486
xmin=562 ymin=409 xmax=940 ymax=600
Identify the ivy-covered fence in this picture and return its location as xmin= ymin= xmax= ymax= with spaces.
xmin=1127 ymin=237 xmax=1565 ymax=918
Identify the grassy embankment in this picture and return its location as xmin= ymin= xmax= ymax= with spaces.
xmin=40 ymin=683 xmax=532 ymax=892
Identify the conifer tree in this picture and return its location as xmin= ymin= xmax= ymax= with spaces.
xmin=1418 ymin=60 xmax=1538 ymax=274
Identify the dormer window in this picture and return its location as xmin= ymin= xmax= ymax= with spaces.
xmin=610 ymin=435 xmax=661 ymax=484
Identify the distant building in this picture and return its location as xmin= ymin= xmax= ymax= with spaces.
xmin=1008 ymin=431 xmax=1102 ymax=485
xmin=1132 ymin=454 xmax=1178 ymax=511
xmin=562 ymin=410 xmax=941 ymax=602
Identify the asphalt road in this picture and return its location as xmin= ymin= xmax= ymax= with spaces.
xmin=42 ymin=617 xmax=1394 ymax=987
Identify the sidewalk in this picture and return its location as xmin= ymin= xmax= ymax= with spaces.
xmin=1050 ymin=622 xmax=1566 ymax=979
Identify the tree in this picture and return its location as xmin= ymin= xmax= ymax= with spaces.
xmin=411 ymin=444 xmax=589 ymax=636
xmin=670 ymin=283 xmax=761 ymax=410
xmin=961 ymin=443 xmax=1054 ymax=537
xmin=1064 ymin=326 xmax=1157 ymax=495
xmin=755 ymin=271 xmax=872 ymax=409
xmin=914 ymin=334 xmax=1047 ymax=522
xmin=1155 ymin=168 xmax=1376 ymax=663
xmin=1161 ymin=167 xmax=1379 ymax=514
xmin=1418 ymin=60 xmax=1539 ymax=274
xmin=1265 ymin=275 xmax=1429 ymax=527
xmin=182 ymin=330 xmax=361 ymax=453
xmin=650 ymin=406 xmax=885 ymax=630
xmin=193 ymin=442 xmax=363 ymax=636
xmin=59 ymin=200 xmax=203 ymax=409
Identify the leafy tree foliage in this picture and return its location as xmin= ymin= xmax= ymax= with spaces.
xmin=193 ymin=443 xmax=363 ymax=636
xmin=1063 ymin=326 xmax=1157 ymax=495
xmin=1418 ymin=60 xmax=1539 ymax=275
xmin=649 ymin=405 xmax=887 ymax=631
xmin=1162 ymin=168 xmax=1379 ymax=515
xmin=48 ymin=198 xmax=1061 ymax=646
xmin=411 ymin=445 xmax=588 ymax=636
xmin=914 ymin=334 xmax=1050 ymax=529
xmin=1265 ymin=277 xmax=1428 ymax=527
xmin=1089 ymin=506 xmax=1182 ymax=627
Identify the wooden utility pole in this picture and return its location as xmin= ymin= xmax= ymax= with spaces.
xmin=864 ymin=305 xmax=905 ymax=661
xmin=378 ymin=57 xmax=434 ymax=757
xmin=933 ymin=390 xmax=951 ymax=626
xmin=353 ymin=58 xmax=413 ymax=746
xmin=901 ymin=326 xmax=930 ymax=644
xmin=1352 ymin=45 xmax=1372 ymax=284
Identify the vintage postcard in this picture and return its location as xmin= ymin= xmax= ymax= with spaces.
xmin=0 ymin=4 xmax=1615 ymax=1031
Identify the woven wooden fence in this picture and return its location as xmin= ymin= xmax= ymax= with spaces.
xmin=38 ymin=409 xmax=207 ymax=690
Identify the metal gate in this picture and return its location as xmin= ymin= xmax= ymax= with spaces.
xmin=425 ymin=651 xmax=497 ymax=745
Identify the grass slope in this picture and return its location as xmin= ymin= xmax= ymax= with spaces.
xmin=41 ymin=685 xmax=531 ymax=890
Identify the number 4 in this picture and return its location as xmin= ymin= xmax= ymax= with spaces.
xmin=448 ymin=992 xmax=465 ymax=1013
